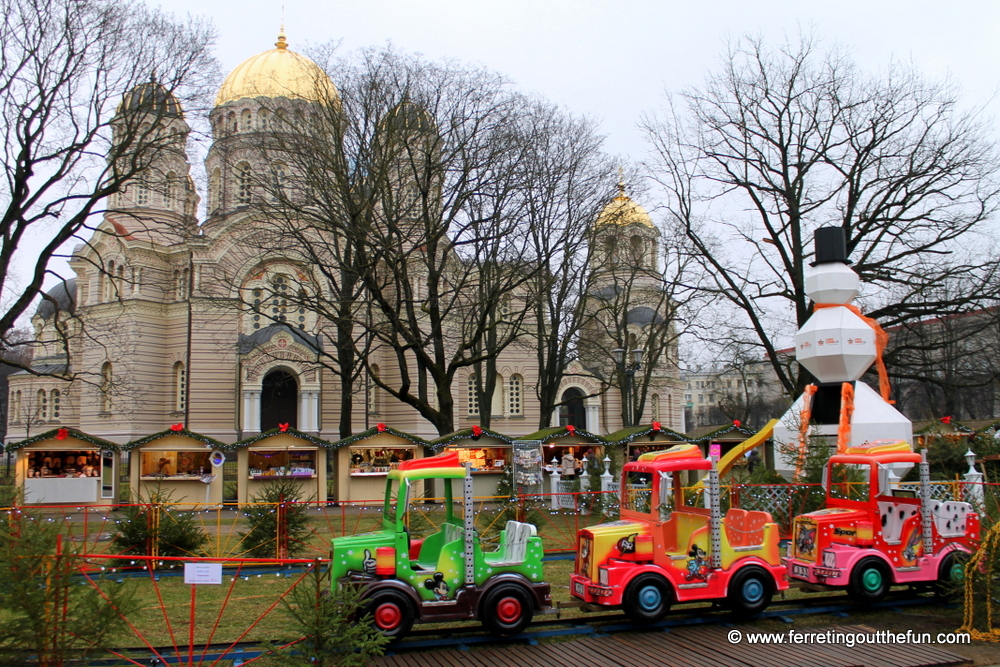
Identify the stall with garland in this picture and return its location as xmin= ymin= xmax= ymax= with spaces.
xmin=126 ymin=425 xmax=227 ymax=507
xmin=6 ymin=428 xmax=121 ymax=505
xmin=606 ymin=421 xmax=687 ymax=461
xmin=233 ymin=426 xmax=332 ymax=504
xmin=331 ymin=424 xmax=428 ymax=503
xmin=430 ymin=427 xmax=514 ymax=498
xmin=522 ymin=425 xmax=608 ymax=481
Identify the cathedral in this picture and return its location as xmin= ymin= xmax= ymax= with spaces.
xmin=6 ymin=32 xmax=683 ymax=450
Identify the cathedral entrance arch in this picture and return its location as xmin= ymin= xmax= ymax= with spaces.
xmin=261 ymin=369 xmax=298 ymax=431
xmin=559 ymin=387 xmax=587 ymax=430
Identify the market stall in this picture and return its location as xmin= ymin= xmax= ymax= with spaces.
xmin=126 ymin=427 xmax=226 ymax=507
xmin=7 ymin=428 xmax=120 ymax=506
xmin=233 ymin=428 xmax=331 ymax=504
xmin=331 ymin=425 xmax=428 ymax=503
xmin=430 ymin=428 xmax=514 ymax=498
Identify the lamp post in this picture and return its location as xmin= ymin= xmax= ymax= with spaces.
xmin=612 ymin=347 xmax=643 ymax=427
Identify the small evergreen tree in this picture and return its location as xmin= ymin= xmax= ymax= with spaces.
xmin=0 ymin=510 xmax=137 ymax=665
xmin=111 ymin=487 xmax=209 ymax=557
xmin=239 ymin=478 xmax=314 ymax=558
xmin=263 ymin=561 xmax=388 ymax=666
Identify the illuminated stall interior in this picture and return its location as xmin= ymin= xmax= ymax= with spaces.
xmin=10 ymin=430 xmax=119 ymax=505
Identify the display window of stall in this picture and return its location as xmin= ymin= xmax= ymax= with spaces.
xmin=349 ymin=447 xmax=415 ymax=476
xmin=248 ymin=449 xmax=317 ymax=479
xmin=541 ymin=444 xmax=603 ymax=475
xmin=139 ymin=450 xmax=212 ymax=479
xmin=450 ymin=447 xmax=510 ymax=472
xmin=26 ymin=449 xmax=101 ymax=479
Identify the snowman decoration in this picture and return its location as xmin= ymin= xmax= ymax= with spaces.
xmin=773 ymin=227 xmax=912 ymax=480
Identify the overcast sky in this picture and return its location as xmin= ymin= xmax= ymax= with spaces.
xmin=166 ymin=0 xmax=1000 ymax=162
xmin=28 ymin=0 xmax=1000 ymax=300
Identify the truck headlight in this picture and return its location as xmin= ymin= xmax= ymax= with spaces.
xmin=599 ymin=567 xmax=609 ymax=586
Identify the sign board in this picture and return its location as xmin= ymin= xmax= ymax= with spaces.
xmin=709 ymin=444 xmax=721 ymax=460
xmin=184 ymin=562 xmax=223 ymax=585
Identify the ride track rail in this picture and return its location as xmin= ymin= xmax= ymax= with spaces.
xmin=84 ymin=589 xmax=946 ymax=665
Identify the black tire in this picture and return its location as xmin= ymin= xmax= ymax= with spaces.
xmin=848 ymin=557 xmax=890 ymax=604
xmin=364 ymin=589 xmax=416 ymax=640
xmin=480 ymin=583 xmax=534 ymax=636
xmin=934 ymin=551 xmax=968 ymax=599
xmin=622 ymin=573 xmax=672 ymax=625
xmin=727 ymin=566 xmax=773 ymax=617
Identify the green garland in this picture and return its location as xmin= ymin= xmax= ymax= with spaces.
xmin=429 ymin=427 xmax=515 ymax=451
xmin=5 ymin=427 xmax=123 ymax=453
xmin=124 ymin=427 xmax=229 ymax=451
xmin=520 ymin=426 xmax=609 ymax=444
xmin=609 ymin=422 xmax=757 ymax=448
xmin=328 ymin=425 xmax=430 ymax=450
xmin=232 ymin=427 xmax=335 ymax=449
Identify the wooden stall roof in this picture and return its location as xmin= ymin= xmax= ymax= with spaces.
xmin=522 ymin=425 xmax=608 ymax=445
xmin=429 ymin=427 xmax=515 ymax=451
xmin=232 ymin=427 xmax=335 ymax=450
xmin=124 ymin=427 xmax=228 ymax=451
xmin=5 ymin=427 xmax=123 ymax=452
xmin=331 ymin=424 xmax=430 ymax=450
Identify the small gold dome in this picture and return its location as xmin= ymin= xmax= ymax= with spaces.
xmin=214 ymin=30 xmax=338 ymax=107
xmin=596 ymin=186 xmax=654 ymax=228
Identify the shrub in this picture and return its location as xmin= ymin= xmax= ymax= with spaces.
xmin=239 ymin=478 xmax=314 ymax=558
xmin=111 ymin=487 xmax=209 ymax=557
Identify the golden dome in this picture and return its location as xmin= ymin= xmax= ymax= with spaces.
xmin=214 ymin=30 xmax=338 ymax=107
xmin=596 ymin=184 xmax=654 ymax=228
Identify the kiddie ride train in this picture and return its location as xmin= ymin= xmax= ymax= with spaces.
xmin=784 ymin=440 xmax=979 ymax=602
xmin=331 ymin=442 xmax=979 ymax=639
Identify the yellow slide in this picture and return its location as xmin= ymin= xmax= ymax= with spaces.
xmin=695 ymin=419 xmax=777 ymax=487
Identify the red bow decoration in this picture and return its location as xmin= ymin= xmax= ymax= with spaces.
xmin=652 ymin=421 xmax=661 ymax=432
xmin=732 ymin=420 xmax=741 ymax=428
xmin=566 ymin=424 xmax=576 ymax=435
xmin=56 ymin=428 xmax=69 ymax=441
xmin=170 ymin=423 xmax=184 ymax=432
xmin=940 ymin=416 xmax=952 ymax=425
xmin=376 ymin=423 xmax=386 ymax=433
xmin=471 ymin=425 xmax=483 ymax=438
xmin=279 ymin=423 xmax=289 ymax=432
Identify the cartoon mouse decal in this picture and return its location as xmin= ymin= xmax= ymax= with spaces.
xmin=424 ymin=572 xmax=451 ymax=600
xmin=685 ymin=544 xmax=708 ymax=581
xmin=796 ymin=525 xmax=816 ymax=558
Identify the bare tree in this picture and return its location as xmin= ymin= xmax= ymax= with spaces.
xmin=0 ymin=0 xmax=217 ymax=369
xmin=645 ymin=33 xmax=1000 ymax=398
xmin=233 ymin=47 xmax=613 ymax=436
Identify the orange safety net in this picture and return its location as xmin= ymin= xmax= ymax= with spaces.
xmin=794 ymin=384 xmax=817 ymax=482
xmin=837 ymin=381 xmax=855 ymax=454
xmin=814 ymin=303 xmax=893 ymax=403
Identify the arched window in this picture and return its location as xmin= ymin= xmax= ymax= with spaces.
xmin=37 ymin=389 xmax=47 ymax=422
xmin=237 ymin=162 xmax=253 ymax=205
xmin=227 ymin=111 xmax=237 ymax=133
xmin=631 ymin=235 xmax=645 ymax=263
xmin=136 ymin=183 xmax=148 ymax=207
xmin=173 ymin=362 xmax=186 ymax=412
xmin=241 ymin=108 xmax=253 ymax=132
xmin=258 ymin=108 xmax=270 ymax=130
xmin=604 ymin=237 xmax=618 ymax=266
xmin=467 ymin=375 xmax=479 ymax=416
xmin=100 ymin=362 xmax=112 ymax=413
xmin=51 ymin=389 xmax=60 ymax=420
xmin=12 ymin=390 xmax=21 ymax=423
xmin=209 ymin=168 xmax=221 ymax=212
xmin=105 ymin=262 xmax=116 ymax=301
xmin=650 ymin=393 xmax=659 ymax=422
xmin=507 ymin=374 xmax=522 ymax=416
xmin=559 ymin=388 xmax=586 ymax=430
xmin=368 ymin=365 xmax=380 ymax=415
xmin=260 ymin=369 xmax=297 ymax=431
xmin=666 ymin=394 xmax=673 ymax=426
